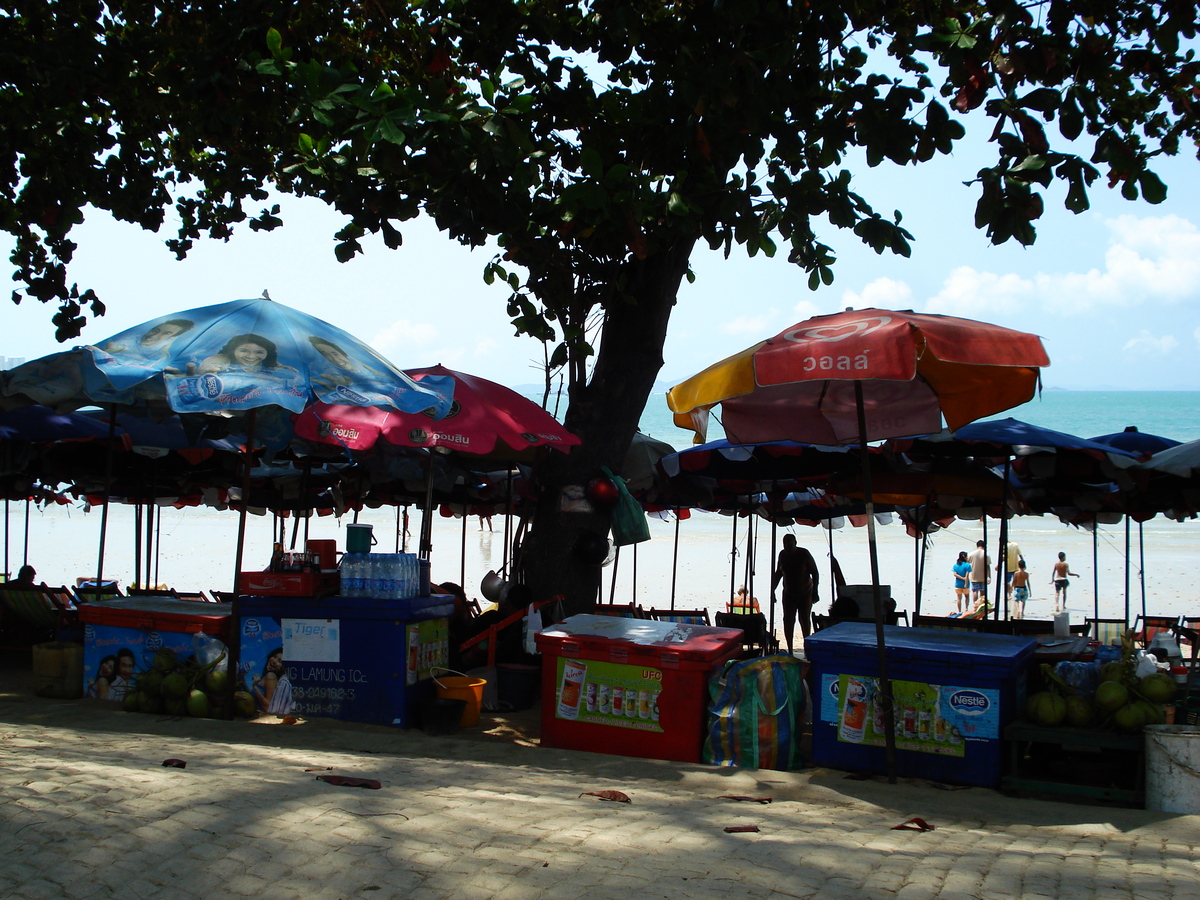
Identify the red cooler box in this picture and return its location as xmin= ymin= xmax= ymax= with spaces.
xmin=536 ymin=614 xmax=743 ymax=763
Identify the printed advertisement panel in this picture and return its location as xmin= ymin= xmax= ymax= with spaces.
xmin=822 ymin=673 xmax=1000 ymax=757
xmin=553 ymin=656 xmax=664 ymax=732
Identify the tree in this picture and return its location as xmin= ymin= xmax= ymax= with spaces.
xmin=3 ymin=0 xmax=1197 ymax=609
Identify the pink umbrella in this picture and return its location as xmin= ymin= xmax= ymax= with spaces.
xmin=293 ymin=364 xmax=580 ymax=459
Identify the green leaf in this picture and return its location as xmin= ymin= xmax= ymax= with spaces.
xmin=378 ymin=119 xmax=406 ymax=145
xmin=581 ymin=147 xmax=603 ymax=179
xmin=1020 ymin=88 xmax=1060 ymax=113
xmin=1139 ymin=171 xmax=1167 ymax=204
xmin=266 ymin=27 xmax=282 ymax=54
xmin=297 ymin=133 xmax=314 ymax=154
xmin=667 ymin=192 xmax=690 ymax=216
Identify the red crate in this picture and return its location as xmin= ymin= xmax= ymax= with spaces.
xmin=238 ymin=571 xmax=337 ymax=597
xmin=536 ymin=614 xmax=742 ymax=763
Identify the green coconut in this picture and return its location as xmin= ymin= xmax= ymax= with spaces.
xmin=205 ymin=669 xmax=228 ymax=695
xmin=1135 ymin=699 xmax=1165 ymax=726
xmin=152 ymin=648 xmax=179 ymax=673
xmin=233 ymin=690 xmax=256 ymax=719
xmin=1139 ymin=672 xmax=1177 ymax=704
xmin=1095 ymin=680 xmax=1129 ymax=712
xmin=164 ymin=697 xmax=189 ymax=717
xmin=1027 ymin=692 xmax=1067 ymax=727
xmin=162 ymin=671 xmax=190 ymax=699
xmin=1100 ymin=661 xmax=1126 ymax=683
xmin=1113 ymin=702 xmax=1147 ymax=733
xmin=186 ymin=689 xmax=211 ymax=718
xmin=122 ymin=690 xmax=142 ymax=712
xmin=1064 ymin=695 xmax=1094 ymax=728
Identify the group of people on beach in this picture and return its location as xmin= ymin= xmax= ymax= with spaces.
xmin=951 ymin=542 xmax=1079 ymax=619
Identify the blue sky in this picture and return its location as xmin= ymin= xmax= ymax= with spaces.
xmin=4 ymin=135 xmax=1198 ymax=393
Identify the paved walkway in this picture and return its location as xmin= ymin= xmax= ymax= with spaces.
xmin=2 ymin=669 xmax=1199 ymax=900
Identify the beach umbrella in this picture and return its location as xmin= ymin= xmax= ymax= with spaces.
xmin=667 ymin=307 xmax=1049 ymax=783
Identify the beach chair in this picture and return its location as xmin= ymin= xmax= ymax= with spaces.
xmin=1009 ymin=619 xmax=1056 ymax=636
xmin=0 ymin=585 xmax=78 ymax=642
xmin=592 ymin=603 xmax=647 ymax=619
xmin=1085 ymin=617 xmax=1127 ymax=646
xmin=913 ymin=614 xmax=987 ymax=632
xmin=713 ymin=611 xmax=779 ymax=658
xmin=647 ymin=607 xmax=711 ymax=626
xmin=173 ymin=590 xmax=212 ymax=603
xmin=1133 ymin=615 xmax=1179 ymax=649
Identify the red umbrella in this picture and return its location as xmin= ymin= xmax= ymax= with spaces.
xmin=668 ymin=308 xmax=1050 ymax=783
xmin=293 ymin=365 xmax=580 ymax=459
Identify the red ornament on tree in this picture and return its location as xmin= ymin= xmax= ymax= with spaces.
xmin=586 ymin=475 xmax=620 ymax=508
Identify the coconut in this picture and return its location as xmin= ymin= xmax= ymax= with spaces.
xmin=1094 ymin=680 xmax=1129 ymax=712
xmin=187 ymin=689 xmax=211 ymax=718
xmin=1100 ymin=662 xmax=1126 ymax=683
xmin=1027 ymin=692 xmax=1067 ymax=727
xmin=1065 ymin=695 xmax=1094 ymax=728
xmin=1139 ymin=672 xmax=1177 ymax=704
xmin=1113 ymin=702 xmax=1146 ymax=733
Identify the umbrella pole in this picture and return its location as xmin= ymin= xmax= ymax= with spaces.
xmin=670 ymin=513 xmax=680 ymax=610
xmin=729 ymin=506 xmax=738 ymax=609
xmin=609 ymin=546 xmax=620 ymax=604
xmin=745 ymin=500 xmax=754 ymax=601
xmin=94 ymin=408 xmax=119 ymax=590
xmin=460 ymin=510 xmax=467 ymax=587
xmin=396 ymin=506 xmax=402 ymax=553
xmin=420 ymin=451 xmax=435 ymax=560
xmin=1123 ymin=512 xmax=1131 ymax=629
xmin=24 ymin=497 xmax=31 ymax=568
xmin=1093 ymin=523 xmax=1100 ymax=622
xmin=855 ymin=382 xmax=896 ymax=784
xmin=996 ymin=458 xmax=1011 ymax=621
xmin=153 ymin=504 xmax=161 ymax=590
xmin=770 ymin=514 xmax=778 ymax=640
xmin=4 ymin=498 xmax=9 ymax=579
xmin=827 ymin=524 xmax=835 ymax=608
xmin=632 ymin=542 xmax=638 ymax=603
xmin=228 ymin=410 xmax=257 ymax=720
xmin=133 ymin=503 xmax=142 ymax=590
xmin=1139 ymin=521 xmax=1147 ymax=622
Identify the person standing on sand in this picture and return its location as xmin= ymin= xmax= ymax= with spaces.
xmin=772 ymin=533 xmax=819 ymax=653
xmin=1051 ymin=552 xmax=1078 ymax=612
xmin=967 ymin=540 xmax=990 ymax=610
xmin=997 ymin=539 xmax=1021 ymax=602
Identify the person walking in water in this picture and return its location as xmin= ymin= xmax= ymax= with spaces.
xmin=967 ymin=540 xmax=990 ymax=612
xmin=1051 ymin=552 xmax=1078 ymax=613
xmin=773 ymin=533 xmax=819 ymax=653
xmin=1012 ymin=559 xmax=1031 ymax=619
xmin=952 ymin=551 xmax=971 ymax=614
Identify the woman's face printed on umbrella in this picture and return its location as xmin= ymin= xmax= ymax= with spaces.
xmin=232 ymin=341 xmax=269 ymax=370
xmin=141 ymin=320 xmax=192 ymax=347
xmin=312 ymin=338 xmax=351 ymax=369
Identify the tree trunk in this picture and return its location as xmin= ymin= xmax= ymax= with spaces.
xmin=522 ymin=237 xmax=696 ymax=615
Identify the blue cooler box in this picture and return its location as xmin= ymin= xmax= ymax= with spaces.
xmin=806 ymin=623 xmax=1036 ymax=787
xmin=238 ymin=594 xmax=453 ymax=727
xmin=81 ymin=597 xmax=232 ymax=702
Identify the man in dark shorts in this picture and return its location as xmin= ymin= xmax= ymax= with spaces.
xmin=772 ymin=533 xmax=820 ymax=653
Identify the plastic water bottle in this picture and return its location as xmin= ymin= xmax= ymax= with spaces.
xmin=383 ymin=554 xmax=399 ymax=600
xmin=340 ymin=553 xmax=358 ymax=597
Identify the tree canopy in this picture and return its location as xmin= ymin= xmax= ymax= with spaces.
xmin=4 ymin=0 xmax=1196 ymax=354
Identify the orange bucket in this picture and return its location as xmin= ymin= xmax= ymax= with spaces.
xmin=433 ymin=672 xmax=487 ymax=727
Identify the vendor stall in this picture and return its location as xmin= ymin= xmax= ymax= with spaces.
xmin=806 ymin=622 xmax=1036 ymax=787
xmin=536 ymin=614 xmax=743 ymax=763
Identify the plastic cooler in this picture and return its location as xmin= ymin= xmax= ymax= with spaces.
xmin=238 ymin=593 xmax=453 ymax=727
xmin=81 ymin=597 xmax=231 ymax=700
xmin=536 ymin=614 xmax=743 ymax=763
xmin=805 ymin=622 xmax=1036 ymax=787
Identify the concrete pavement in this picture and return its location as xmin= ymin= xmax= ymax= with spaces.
xmin=2 ymin=664 xmax=1199 ymax=900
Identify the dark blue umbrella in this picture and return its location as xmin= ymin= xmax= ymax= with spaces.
xmin=0 ymin=405 xmax=114 ymax=443
xmin=1089 ymin=426 xmax=1181 ymax=457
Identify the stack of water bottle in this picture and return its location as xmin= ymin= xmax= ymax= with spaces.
xmin=339 ymin=552 xmax=421 ymax=600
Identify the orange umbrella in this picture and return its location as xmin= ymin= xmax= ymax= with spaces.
xmin=667 ymin=308 xmax=1048 ymax=445
xmin=667 ymin=308 xmax=1050 ymax=784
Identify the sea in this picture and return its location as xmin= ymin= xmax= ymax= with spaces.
xmin=11 ymin=390 xmax=1200 ymax=629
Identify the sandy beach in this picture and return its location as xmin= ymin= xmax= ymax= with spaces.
xmin=11 ymin=501 xmax=1197 ymax=629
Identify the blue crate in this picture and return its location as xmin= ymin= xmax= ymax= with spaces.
xmin=239 ymin=595 xmax=452 ymax=727
xmin=805 ymin=622 xmax=1035 ymax=787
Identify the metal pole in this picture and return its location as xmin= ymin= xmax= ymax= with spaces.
xmin=995 ymin=457 xmax=1011 ymax=620
xmin=420 ymin=452 xmax=435 ymax=560
xmin=1123 ymin=512 xmax=1131 ymax=629
xmin=1093 ymin=523 xmax=1100 ymax=622
xmin=855 ymin=381 xmax=896 ymax=784
xmin=23 ymin=496 xmax=31 ymax=568
xmin=4 ymin=498 xmax=8 ymax=578
xmin=94 ymin=408 xmax=119 ymax=590
xmin=769 ymin=512 xmax=778 ymax=640
xmin=1139 ymin=521 xmax=1147 ymax=622
xmin=632 ymin=542 xmax=638 ymax=603
xmin=396 ymin=506 xmax=402 ymax=553
xmin=228 ymin=410 xmax=257 ymax=720
xmin=133 ymin=503 xmax=142 ymax=589
xmin=729 ymin=506 xmax=738 ymax=608
xmin=460 ymin=510 xmax=467 ymax=587
xmin=608 ymin=546 xmax=620 ymax=604
xmin=669 ymin=513 xmax=680 ymax=610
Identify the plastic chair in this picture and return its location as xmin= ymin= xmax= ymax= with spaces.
xmin=647 ymin=607 xmax=711 ymax=626
xmin=592 ymin=603 xmax=647 ymax=619
xmin=1133 ymin=615 xmax=1180 ymax=648
xmin=713 ymin=611 xmax=779 ymax=658
xmin=1085 ymin=617 xmax=1127 ymax=646
xmin=913 ymin=614 xmax=987 ymax=632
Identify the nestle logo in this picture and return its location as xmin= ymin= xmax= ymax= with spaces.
xmin=243 ymin=618 xmax=263 ymax=636
xmin=334 ymin=384 xmax=370 ymax=404
xmin=199 ymin=374 xmax=223 ymax=398
xmin=948 ymin=690 xmax=990 ymax=715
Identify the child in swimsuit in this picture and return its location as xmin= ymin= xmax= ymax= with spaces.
xmin=1012 ymin=560 xmax=1031 ymax=619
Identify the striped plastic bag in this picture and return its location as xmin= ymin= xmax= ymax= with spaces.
xmin=703 ymin=655 xmax=806 ymax=770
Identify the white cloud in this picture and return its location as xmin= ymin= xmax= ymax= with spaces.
xmin=720 ymin=309 xmax=779 ymax=336
xmin=841 ymin=277 xmax=913 ymax=310
xmin=926 ymin=268 xmax=1031 ymax=315
xmin=372 ymin=319 xmax=439 ymax=355
xmin=1121 ymin=331 xmax=1179 ymax=355
xmin=792 ymin=299 xmax=822 ymax=320
xmin=921 ymin=214 xmax=1200 ymax=316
